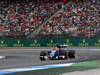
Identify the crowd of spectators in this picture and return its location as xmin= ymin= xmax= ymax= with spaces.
xmin=39 ymin=0 xmax=100 ymax=38
xmin=0 ymin=0 xmax=63 ymax=37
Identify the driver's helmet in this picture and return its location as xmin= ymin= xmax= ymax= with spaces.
xmin=55 ymin=47 xmax=59 ymax=50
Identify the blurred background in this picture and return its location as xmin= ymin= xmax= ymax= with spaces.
xmin=0 ymin=0 xmax=99 ymax=39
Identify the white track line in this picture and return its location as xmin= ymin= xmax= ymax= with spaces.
xmin=0 ymin=63 xmax=74 ymax=71
xmin=0 ymin=56 xmax=5 ymax=59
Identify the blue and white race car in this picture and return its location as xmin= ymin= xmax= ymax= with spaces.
xmin=40 ymin=45 xmax=75 ymax=61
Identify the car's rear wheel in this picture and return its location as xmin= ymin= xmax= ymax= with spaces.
xmin=40 ymin=51 xmax=47 ymax=61
xmin=69 ymin=50 xmax=75 ymax=59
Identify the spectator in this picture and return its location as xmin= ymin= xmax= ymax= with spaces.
xmin=38 ymin=0 xmax=100 ymax=38
xmin=0 ymin=0 xmax=62 ymax=37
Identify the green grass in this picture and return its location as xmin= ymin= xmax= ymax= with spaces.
xmin=71 ymin=61 xmax=99 ymax=67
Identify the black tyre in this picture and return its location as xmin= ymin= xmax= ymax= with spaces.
xmin=60 ymin=50 xmax=67 ymax=59
xmin=40 ymin=51 xmax=47 ymax=61
xmin=69 ymin=50 xmax=75 ymax=59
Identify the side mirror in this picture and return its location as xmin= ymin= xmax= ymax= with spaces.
xmin=60 ymin=48 xmax=63 ymax=50
xmin=51 ymin=48 xmax=53 ymax=50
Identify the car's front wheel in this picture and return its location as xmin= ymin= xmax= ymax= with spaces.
xmin=40 ymin=51 xmax=47 ymax=61
xmin=60 ymin=50 xmax=67 ymax=59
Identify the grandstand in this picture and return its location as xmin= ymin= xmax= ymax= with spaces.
xmin=0 ymin=0 xmax=100 ymax=38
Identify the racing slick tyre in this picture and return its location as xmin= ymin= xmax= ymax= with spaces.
xmin=40 ymin=51 xmax=47 ymax=61
xmin=60 ymin=50 xmax=67 ymax=59
xmin=69 ymin=50 xmax=75 ymax=59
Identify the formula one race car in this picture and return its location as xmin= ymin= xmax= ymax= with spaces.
xmin=39 ymin=45 xmax=75 ymax=61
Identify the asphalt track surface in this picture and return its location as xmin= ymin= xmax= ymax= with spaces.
xmin=0 ymin=47 xmax=100 ymax=70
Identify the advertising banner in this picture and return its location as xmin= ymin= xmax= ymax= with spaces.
xmin=0 ymin=38 xmax=99 ymax=47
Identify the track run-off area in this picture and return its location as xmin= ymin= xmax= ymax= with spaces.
xmin=0 ymin=47 xmax=100 ymax=74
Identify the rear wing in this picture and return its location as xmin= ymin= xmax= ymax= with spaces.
xmin=57 ymin=45 xmax=69 ymax=50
